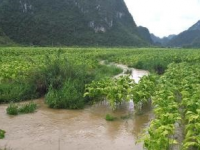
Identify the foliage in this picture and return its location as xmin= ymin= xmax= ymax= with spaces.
xmin=18 ymin=102 xmax=37 ymax=114
xmin=0 ymin=129 xmax=6 ymax=139
xmin=0 ymin=82 xmax=38 ymax=103
xmin=141 ymin=63 xmax=200 ymax=150
xmin=84 ymin=74 xmax=158 ymax=110
xmin=6 ymin=102 xmax=37 ymax=115
xmin=84 ymin=76 xmax=134 ymax=109
xmin=0 ymin=47 xmax=126 ymax=107
xmin=45 ymin=79 xmax=85 ymax=109
xmin=0 ymin=0 xmax=146 ymax=46
xmin=2 ymin=47 xmax=200 ymax=149
xmin=105 ymin=114 xmax=117 ymax=121
xmin=6 ymin=102 xmax=18 ymax=115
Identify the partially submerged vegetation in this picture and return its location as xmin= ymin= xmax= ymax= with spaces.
xmin=0 ymin=47 xmax=123 ymax=108
xmin=6 ymin=102 xmax=37 ymax=115
xmin=1 ymin=47 xmax=200 ymax=149
xmin=105 ymin=114 xmax=117 ymax=121
xmin=0 ymin=129 xmax=6 ymax=139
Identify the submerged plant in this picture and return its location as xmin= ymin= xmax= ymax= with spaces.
xmin=6 ymin=103 xmax=18 ymax=115
xmin=0 ymin=129 xmax=6 ymax=139
xmin=105 ymin=114 xmax=117 ymax=121
xmin=84 ymin=76 xmax=134 ymax=110
xmin=6 ymin=102 xmax=37 ymax=115
xmin=18 ymin=102 xmax=37 ymax=114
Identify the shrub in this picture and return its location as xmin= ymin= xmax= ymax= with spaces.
xmin=45 ymin=79 xmax=85 ymax=109
xmin=43 ymin=52 xmax=95 ymax=109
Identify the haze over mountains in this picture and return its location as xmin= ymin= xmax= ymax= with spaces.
xmin=167 ymin=20 xmax=200 ymax=47
xmin=0 ymin=0 xmax=199 ymax=47
xmin=150 ymin=34 xmax=176 ymax=46
xmin=149 ymin=20 xmax=200 ymax=47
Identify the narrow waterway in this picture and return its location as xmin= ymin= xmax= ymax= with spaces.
xmin=113 ymin=63 xmax=149 ymax=83
xmin=0 ymin=63 xmax=152 ymax=150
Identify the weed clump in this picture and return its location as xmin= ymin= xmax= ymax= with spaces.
xmin=0 ymin=129 xmax=6 ymax=139
xmin=6 ymin=102 xmax=37 ymax=115
xmin=45 ymin=79 xmax=85 ymax=109
xmin=18 ymin=102 xmax=37 ymax=114
xmin=105 ymin=114 xmax=117 ymax=121
xmin=6 ymin=103 xmax=18 ymax=115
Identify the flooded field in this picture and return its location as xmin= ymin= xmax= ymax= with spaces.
xmin=0 ymin=65 xmax=152 ymax=150
xmin=0 ymin=99 xmax=153 ymax=150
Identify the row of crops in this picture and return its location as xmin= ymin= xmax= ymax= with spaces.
xmin=83 ymin=48 xmax=200 ymax=149
xmin=1 ymin=47 xmax=200 ymax=149
xmin=141 ymin=62 xmax=200 ymax=150
xmin=85 ymin=65 xmax=200 ymax=149
xmin=1 ymin=47 xmax=200 ymax=82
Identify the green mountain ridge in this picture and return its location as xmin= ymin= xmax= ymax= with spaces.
xmin=0 ymin=0 xmax=147 ymax=46
xmin=137 ymin=26 xmax=153 ymax=44
xmin=167 ymin=20 xmax=200 ymax=47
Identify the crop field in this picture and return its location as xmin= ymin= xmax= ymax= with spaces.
xmin=1 ymin=47 xmax=200 ymax=150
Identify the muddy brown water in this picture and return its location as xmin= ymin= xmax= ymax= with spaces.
xmin=0 ymin=65 xmax=152 ymax=150
xmin=113 ymin=63 xmax=149 ymax=83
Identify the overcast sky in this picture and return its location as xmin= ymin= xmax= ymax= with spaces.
xmin=124 ymin=0 xmax=200 ymax=38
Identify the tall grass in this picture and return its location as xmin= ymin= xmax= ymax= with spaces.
xmin=26 ymin=51 xmax=94 ymax=109
xmin=131 ymin=58 xmax=168 ymax=74
xmin=0 ymin=82 xmax=38 ymax=103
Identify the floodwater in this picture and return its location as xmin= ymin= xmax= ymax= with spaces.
xmin=0 ymin=65 xmax=152 ymax=150
xmin=113 ymin=63 xmax=149 ymax=83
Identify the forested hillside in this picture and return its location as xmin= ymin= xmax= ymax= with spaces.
xmin=0 ymin=0 xmax=147 ymax=46
xmin=168 ymin=20 xmax=200 ymax=47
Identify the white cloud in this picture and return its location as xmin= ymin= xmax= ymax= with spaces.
xmin=124 ymin=0 xmax=200 ymax=37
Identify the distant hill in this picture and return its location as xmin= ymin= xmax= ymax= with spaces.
xmin=0 ymin=0 xmax=147 ymax=46
xmin=168 ymin=20 xmax=200 ymax=47
xmin=137 ymin=26 xmax=153 ymax=44
xmin=151 ymin=34 xmax=176 ymax=46
xmin=188 ymin=20 xmax=200 ymax=31
xmin=190 ymin=36 xmax=200 ymax=47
